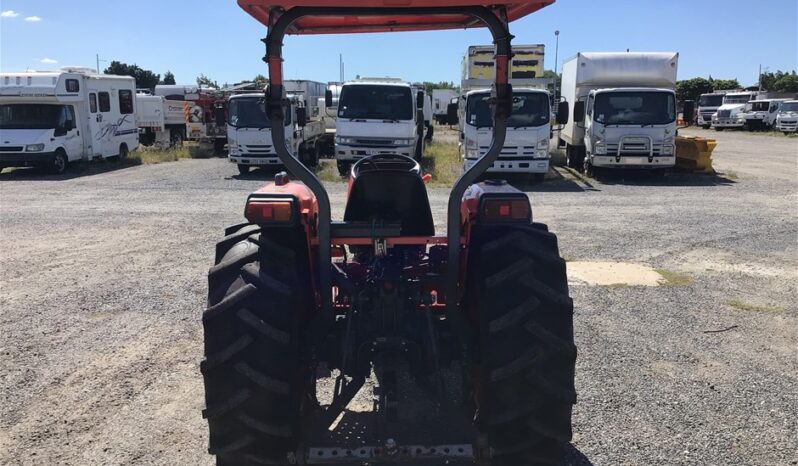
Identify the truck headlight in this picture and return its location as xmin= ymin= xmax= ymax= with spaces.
xmin=536 ymin=138 xmax=549 ymax=150
xmin=26 ymin=144 xmax=45 ymax=152
xmin=662 ymin=145 xmax=674 ymax=155
xmin=465 ymin=139 xmax=478 ymax=158
xmin=335 ymin=136 xmax=355 ymax=145
xmin=392 ymin=138 xmax=414 ymax=146
xmin=593 ymin=141 xmax=606 ymax=155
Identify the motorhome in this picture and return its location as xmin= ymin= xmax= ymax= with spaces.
xmin=459 ymin=44 xmax=560 ymax=180
xmin=741 ymin=99 xmax=789 ymax=130
xmin=696 ymin=92 xmax=727 ymax=128
xmin=0 ymin=68 xmax=138 ymax=174
xmin=711 ymin=91 xmax=757 ymax=130
xmin=227 ymin=92 xmax=324 ymax=174
xmin=774 ymin=100 xmax=798 ymax=134
xmin=333 ymin=78 xmax=423 ymax=176
xmin=560 ymin=52 xmax=679 ymax=175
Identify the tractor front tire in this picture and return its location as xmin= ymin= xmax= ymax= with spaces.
xmin=468 ymin=224 xmax=576 ymax=466
xmin=202 ymin=224 xmax=310 ymax=466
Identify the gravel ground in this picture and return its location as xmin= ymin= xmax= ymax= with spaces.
xmin=1 ymin=129 xmax=796 ymax=465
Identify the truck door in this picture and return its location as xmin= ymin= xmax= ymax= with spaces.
xmin=61 ymin=105 xmax=83 ymax=159
xmin=86 ymin=90 xmax=108 ymax=158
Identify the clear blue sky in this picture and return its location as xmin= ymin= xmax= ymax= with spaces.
xmin=1 ymin=0 xmax=796 ymax=87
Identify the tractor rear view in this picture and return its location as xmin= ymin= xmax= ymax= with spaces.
xmin=201 ymin=2 xmax=576 ymax=465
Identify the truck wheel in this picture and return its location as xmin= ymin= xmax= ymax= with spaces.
xmin=111 ymin=144 xmax=129 ymax=163
xmin=533 ymin=172 xmax=546 ymax=182
xmin=171 ymin=130 xmax=184 ymax=148
xmin=214 ymin=139 xmax=227 ymax=156
xmin=702 ymin=124 xmax=711 ymax=129
xmin=202 ymin=224 xmax=310 ymax=466
xmin=715 ymin=127 xmax=724 ymax=132
xmin=51 ymin=149 xmax=68 ymax=174
xmin=237 ymin=164 xmax=251 ymax=175
xmin=467 ymin=225 xmax=576 ymax=466
xmin=336 ymin=160 xmax=350 ymax=177
xmin=583 ymin=158 xmax=595 ymax=178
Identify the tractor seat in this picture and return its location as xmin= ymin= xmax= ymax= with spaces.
xmin=343 ymin=155 xmax=435 ymax=237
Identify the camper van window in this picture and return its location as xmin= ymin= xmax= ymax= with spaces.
xmin=89 ymin=93 xmax=97 ymax=113
xmin=65 ymin=79 xmax=79 ymax=93
xmin=99 ymin=92 xmax=111 ymax=112
xmin=0 ymin=104 xmax=67 ymax=129
xmin=119 ymin=90 xmax=134 ymax=114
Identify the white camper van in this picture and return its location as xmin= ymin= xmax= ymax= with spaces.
xmin=0 ymin=68 xmax=138 ymax=174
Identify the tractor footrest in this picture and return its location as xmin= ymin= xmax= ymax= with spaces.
xmin=330 ymin=221 xmax=403 ymax=238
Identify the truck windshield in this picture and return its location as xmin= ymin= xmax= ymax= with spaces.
xmin=338 ymin=85 xmax=413 ymax=121
xmin=466 ymin=92 xmax=550 ymax=128
xmin=228 ymin=97 xmax=289 ymax=128
xmin=594 ymin=92 xmax=675 ymax=125
xmin=0 ymin=104 xmax=65 ymax=129
xmin=780 ymin=102 xmax=798 ymax=112
xmin=698 ymin=95 xmax=723 ymax=107
xmin=724 ymin=95 xmax=753 ymax=104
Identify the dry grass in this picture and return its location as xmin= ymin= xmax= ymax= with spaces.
xmin=421 ymin=141 xmax=462 ymax=186
xmin=724 ymin=170 xmax=739 ymax=180
xmin=727 ymin=299 xmax=784 ymax=313
xmin=315 ymin=159 xmax=343 ymax=182
xmin=656 ymin=269 xmax=694 ymax=287
xmin=130 ymin=143 xmax=214 ymax=165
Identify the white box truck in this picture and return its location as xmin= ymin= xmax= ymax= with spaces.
xmin=1 ymin=68 xmax=138 ymax=174
xmin=742 ymin=98 xmax=790 ymax=130
xmin=459 ymin=44 xmax=561 ymax=180
xmin=432 ymin=89 xmax=458 ymax=124
xmin=227 ymin=91 xmax=324 ymax=174
xmin=710 ymin=91 xmax=757 ymax=130
xmin=560 ymin=52 xmax=679 ymax=175
xmin=332 ymin=78 xmax=424 ymax=176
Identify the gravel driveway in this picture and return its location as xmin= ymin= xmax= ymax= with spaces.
xmin=1 ymin=129 xmax=796 ymax=465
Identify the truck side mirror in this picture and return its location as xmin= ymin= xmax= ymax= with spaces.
xmin=417 ymin=91 xmax=424 ymax=109
xmin=556 ymin=101 xmax=569 ymax=125
xmin=296 ymin=107 xmax=307 ymax=127
xmin=325 ymin=90 xmax=333 ymax=108
xmin=573 ymin=101 xmax=585 ymax=123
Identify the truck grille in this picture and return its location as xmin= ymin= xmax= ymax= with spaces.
xmin=479 ymin=145 xmax=537 ymax=158
xmin=717 ymin=110 xmax=731 ymax=118
xmin=353 ymin=138 xmax=395 ymax=146
xmin=0 ymin=146 xmax=24 ymax=152
xmin=241 ymin=144 xmax=276 ymax=156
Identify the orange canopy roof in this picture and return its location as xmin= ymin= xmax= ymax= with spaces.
xmin=238 ymin=1 xmax=555 ymax=34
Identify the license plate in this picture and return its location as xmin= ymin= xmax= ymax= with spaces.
xmin=623 ymin=157 xmax=648 ymax=165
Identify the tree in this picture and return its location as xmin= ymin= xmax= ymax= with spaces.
xmin=710 ymin=78 xmax=740 ymax=91
xmin=252 ymin=74 xmax=267 ymax=86
xmin=104 ymin=61 xmax=160 ymax=90
xmin=196 ymin=73 xmax=219 ymax=89
xmin=423 ymin=81 xmax=458 ymax=91
xmin=161 ymin=71 xmax=176 ymax=85
xmin=676 ymin=77 xmax=713 ymax=103
xmin=773 ymin=72 xmax=798 ymax=93
xmin=542 ymin=69 xmax=561 ymax=97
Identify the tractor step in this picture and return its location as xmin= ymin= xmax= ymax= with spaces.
xmin=303 ymin=442 xmax=474 ymax=464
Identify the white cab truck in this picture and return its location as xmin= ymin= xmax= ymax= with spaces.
xmin=741 ymin=99 xmax=789 ymax=130
xmin=560 ymin=52 xmax=679 ymax=175
xmin=0 ymin=68 xmax=138 ymax=174
xmin=432 ymin=89 xmax=458 ymax=123
xmin=227 ymin=92 xmax=324 ymax=174
xmin=333 ymin=78 xmax=423 ymax=176
xmin=459 ymin=44 xmax=560 ymax=180
xmin=774 ymin=100 xmax=798 ymax=134
xmin=696 ymin=92 xmax=727 ymax=128
xmin=711 ymin=91 xmax=757 ymax=130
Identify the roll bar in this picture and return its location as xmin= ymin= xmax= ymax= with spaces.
xmin=263 ymin=6 xmax=513 ymax=349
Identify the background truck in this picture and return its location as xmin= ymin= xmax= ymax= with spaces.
xmin=560 ymin=52 xmax=679 ymax=175
xmin=432 ymin=88 xmax=458 ymax=123
xmin=0 ymin=68 xmax=138 ymax=174
xmin=460 ymin=44 xmax=562 ymax=180
xmin=696 ymin=91 xmax=728 ymax=128
xmin=774 ymin=100 xmax=798 ymax=134
xmin=227 ymin=91 xmax=324 ymax=174
xmin=711 ymin=91 xmax=757 ymax=130
xmin=153 ymin=84 xmax=228 ymax=150
xmin=332 ymin=77 xmax=424 ymax=176
xmin=742 ymin=98 xmax=789 ymax=130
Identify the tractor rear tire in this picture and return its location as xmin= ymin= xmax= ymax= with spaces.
xmin=467 ymin=224 xmax=576 ymax=466
xmin=202 ymin=224 xmax=311 ymax=466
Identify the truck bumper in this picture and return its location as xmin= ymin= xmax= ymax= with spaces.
xmin=465 ymin=157 xmax=549 ymax=174
xmin=776 ymin=121 xmax=798 ymax=132
xmin=229 ymin=154 xmax=282 ymax=166
xmin=712 ymin=119 xmax=744 ymax=128
xmin=0 ymin=151 xmax=57 ymax=166
xmin=591 ymin=155 xmax=675 ymax=169
xmin=335 ymin=144 xmax=415 ymax=161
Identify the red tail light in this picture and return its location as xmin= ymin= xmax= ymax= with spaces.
xmin=245 ymin=200 xmax=294 ymax=224
xmin=482 ymin=198 xmax=530 ymax=221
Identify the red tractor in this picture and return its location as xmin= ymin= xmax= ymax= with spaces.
xmin=202 ymin=2 xmax=575 ymax=465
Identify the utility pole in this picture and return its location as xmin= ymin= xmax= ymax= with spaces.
xmin=758 ymin=64 xmax=762 ymax=92
xmin=554 ymin=30 xmax=560 ymax=99
xmin=339 ymin=54 xmax=344 ymax=82
xmin=96 ymin=54 xmax=107 ymax=74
